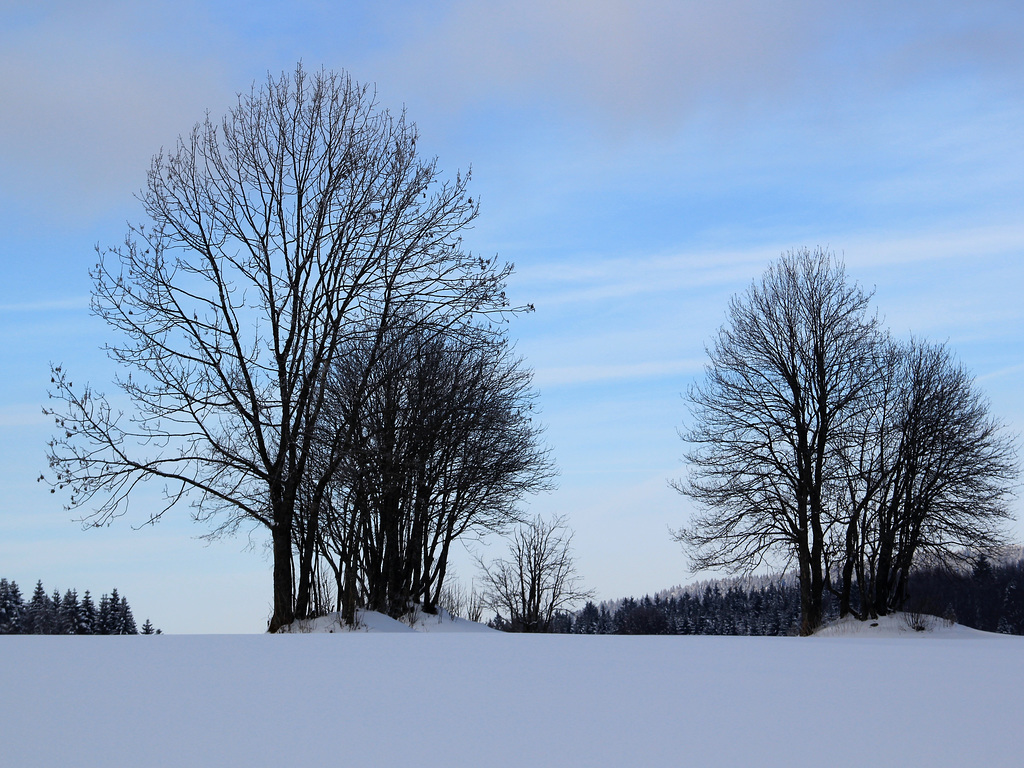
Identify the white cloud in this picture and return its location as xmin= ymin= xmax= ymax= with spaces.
xmin=0 ymin=297 xmax=90 ymax=313
xmin=372 ymin=0 xmax=819 ymax=131
xmin=513 ymin=222 xmax=1024 ymax=310
xmin=535 ymin=359 xmax=704 ymax=388
xmin=512 ymin=249 xmax=773 ymax=309
xmin=977 ymin=362 xmax=1024 ymax=383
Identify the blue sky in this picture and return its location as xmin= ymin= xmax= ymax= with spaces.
xmin=2 ymin=1 xmax=1023 ymax=632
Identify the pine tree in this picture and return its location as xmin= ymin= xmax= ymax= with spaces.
xmin=0 ymin=579 xmax=24 ymax=634
xmin=575 ymin=602 xmax=600 ymax=634
xmin=58 ymin=589 xmax=80 ymax=635
xmin=997 ymin=580 xmax=1023 ymax=635
xmin=972 ymin=556 xmax=998 ymax=631
xmin=97 ymin=593 xmax=113 ymax=635
xmin=0 ymin=580 xmax=158 ymax=635
xmin=51 ymin=588 xmax=64 ymax=632
xmin=141 ymin=618 xmax=155 ymax=635
xmin=117 ymin=596 xmax=138 ymax=635
xmin=78 ymin=590 xmax=96 ymax=634
xmin=26 ymin=580 xmax=57 ymax=634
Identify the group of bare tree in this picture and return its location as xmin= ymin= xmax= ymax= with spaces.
xmin=293 ymin=322 xmax=555 ymax=622
xmin=675 ymin=249 xmax=1018 ymax=634
xmin=44 ymin=64 xmax=552 ymax=632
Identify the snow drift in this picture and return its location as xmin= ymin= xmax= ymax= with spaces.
xmin=276 ymin=606 xmax=498 ymax=634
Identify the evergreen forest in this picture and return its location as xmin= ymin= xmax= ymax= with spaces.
xmin=549 ymin=554 xmax=1024 ymax=636
xmin=0 ymin=579 xmax=158 ymax=635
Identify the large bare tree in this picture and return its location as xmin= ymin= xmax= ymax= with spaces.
xmin=44 ymin=65 xmax=520 ymax=631
xmin=674 ymin=249 xmax=881 ymax=634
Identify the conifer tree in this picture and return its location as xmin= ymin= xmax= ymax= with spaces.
xmin=51 ymin=588 xmax=63 ymax=632
xmin=117 ymin=596 xmax=138 ymax=635
xmin=97 ymin=593 xmax=113 ymax=635
xmin=997 ymin=580 xmax=1022 ymax=635
xmin=58 ymin=589 xmax=80 ymax=635
xmin=0 ymin=579 xmax=24 ymax=634
xmin=78 ymin=590 xmax=96 ymax=635
xmin=0 ymin=580 xmax=155 ymax=635
xmin=26 ymin=580 xmax=56 ymax=634
xmin=972 ymin=557 xmax=998 ymax=631
xmin=575 ymin=602 xmax=600 ymax=634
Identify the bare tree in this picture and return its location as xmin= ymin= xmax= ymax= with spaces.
xmin=477 ymin=514 xmax=593 ymax=632
xmin=44 ymin=64 xmax=521 ymax=632
xmin=674 ymin=248 xmax=881 ymax=635
xmin=437 ymin=576 xmax=485 ymax=622
xmin=302 ymin=321 xmax=555 ymax=622
xmin=839 ymin=339 xmax=1018 ymax=617
xmin=831 ymin=337 xmax=904 ymax=618
xmin=675 ymin=249 xmax=1018 ymax=633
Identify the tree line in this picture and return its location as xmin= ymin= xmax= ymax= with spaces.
xmin=908 ymin=554 xmax=1024 ymax=634
xmin=547 ymin=553 xmax=1024 ymax=636
xmin=570 ymin=582 xmax=805 ymax=636
xmin=0 ymin=579 xmax=158 ymax=635
xmin=675 ymin=249 xmax=1019 ymax=634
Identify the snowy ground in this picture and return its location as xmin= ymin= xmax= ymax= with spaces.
xmin=277 ymin=606 xmax=499 ymax=633
xmin=2 ymin=617 xmax=1021 ymax=767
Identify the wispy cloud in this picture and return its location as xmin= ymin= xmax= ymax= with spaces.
xmin=535 ymin=358 xmax=705 ymax=388
xmin=840 ymin=223 xmax=1024 ymax=269
xmin=977 ymin=362 xmax=1024 ymax=383
xmin=512 ymin=249 xmax=774 ymax=310
xmin=512 ymin=222 xmax=1024 ymax=309
xmin=0 ymin=297 xmax=90 ymax=313
xmin=0 ymin=404 xmax=49 ymax=427
xmin=371 ymin=1 xmax=1024 ymax=133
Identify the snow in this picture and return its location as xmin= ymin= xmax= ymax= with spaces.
xmin=813 ymin=611 xmax=996 ymax=639
xmin=277 ymin=607 xmax=498 ymax=634
xmin=399 ymin=606 xmax=498 ymax=633
xmin=1 ymin=625 xmax=1022 ymax=767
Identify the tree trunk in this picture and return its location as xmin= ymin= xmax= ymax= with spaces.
xmin=839 ymin=513 xmax=858 ymax=618
xmin=294 ymin=486 xmax=324 ymax=619
xmin=798 ymin=534 xmax=817 ymax=636
xmin=268 ymin=513 xmax=295 ymax=632
xmin=875 ymin=534 xmax=893 ymax=617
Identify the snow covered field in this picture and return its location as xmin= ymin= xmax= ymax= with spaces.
xmin=2 ymin=620 xmax=1021 ymax=767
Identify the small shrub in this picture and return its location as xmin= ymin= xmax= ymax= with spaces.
xmin=902 ymin=610 xmax=933 ymax=632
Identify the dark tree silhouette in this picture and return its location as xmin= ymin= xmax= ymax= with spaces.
xmin=837 ymin=339 xmax=1018 ymax=617
xmin=674 ymin=248 xmax=880 ymax=634
xmin=676 ymin=249 xmax=1018 ymax=633
xmin=0 ymin=580 xmax=148 ymax=635
xmin=302 ymin=322 xmax=554 ymax=622
xmin=299 ymin=321 xmax=557 ymax=622
xmin=43 ymin=64 xmax=521 ymax=631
